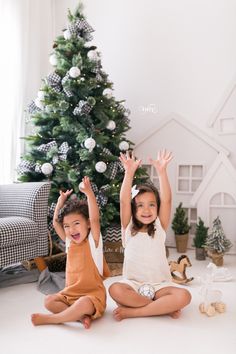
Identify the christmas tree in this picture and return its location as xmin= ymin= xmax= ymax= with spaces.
xmin=18 ymin=4 xmax=147 ymax=242
xmin=205 ymin=216 xmax=232 ymax=254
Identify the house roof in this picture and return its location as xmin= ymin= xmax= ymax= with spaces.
xmin=190 ymin=152 xmax=236 ymax=206
xmin=135 ymin=112 xmax=229 ymax=156
xmin=207 ymin=77 xmax=236 ymax=127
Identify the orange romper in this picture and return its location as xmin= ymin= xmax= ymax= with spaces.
xmin=56 ymin=238 xmax=110 ymax=320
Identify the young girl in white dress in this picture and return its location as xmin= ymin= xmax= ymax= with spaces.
xmin=109 ymin=150 xmax=191 ymax=321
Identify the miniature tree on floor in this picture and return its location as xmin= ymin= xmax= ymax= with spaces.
xmin=17 ymin=4 xmax=148 ymax=245
xmin=193 ymin=217 xmax=208 ymax=248
xmin=205 ymin=216 xmax=232 ymax=254
xmin=171 ymin=203 xmax=191 ymax=253
xmin=193 ymin=217 xmax=208 ymax=260
xmin=171 ymin=203 xmax=191 ymax=235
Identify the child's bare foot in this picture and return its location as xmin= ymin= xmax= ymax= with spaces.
xmin=169 ymin=310 xmax=181 ymax=319
xmin=113 ymin=306 xmax=130 ymax=321
xmin=81 ymin=316 xmax=92 ymax=329
xmin=113 ymin=306 xmax=182 ymax=321
xmin=31 ymin=313 xmax=54 ymax=326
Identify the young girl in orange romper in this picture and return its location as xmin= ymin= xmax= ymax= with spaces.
xmin=31 ymin=176 xmax=110 ymax=328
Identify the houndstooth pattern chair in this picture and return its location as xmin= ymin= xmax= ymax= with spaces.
xmin=0 ymin=182 xmax=51 ymax=268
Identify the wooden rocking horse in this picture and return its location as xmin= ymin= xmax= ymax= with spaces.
xmin=169 ymin=255 xmax=194 ymax=284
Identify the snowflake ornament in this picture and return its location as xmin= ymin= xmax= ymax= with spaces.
xmin=138 ymin=284 xmax=155 ymax=300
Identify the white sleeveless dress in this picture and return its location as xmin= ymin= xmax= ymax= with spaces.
xmin=121 ymin=218 xmax=175 ymax=292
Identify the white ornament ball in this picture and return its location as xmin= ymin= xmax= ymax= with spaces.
xmin=79 ymin=182 xmax=85 ymax=191
xmin=63 ymin=29 xmax=71 ymax=40
xmin=69 ymin=67 xmax=81 ymax=78
xmin=103 ymin=88 xmax=113 ymax=99
xmin=119 ymin=141 xmax=129 ymax=151
xmin=87 ymin=50 xmax=99 ymax=61
xmin=138 ymin=284 xmax=155 ymax=300
xmin=34 ymin=98 xmax=44 ymax=110
xmin=41 ymin=162 xmax=53 ymax=176
xmin=37 ymin=90 xmax=45 ymax=100
xmin=106 ymin=120 xmax=116 ymax=131
xmin=95 ymin=161 xmax=107 ymax=173
xmin=84 ymin=137 xmax=96 ymax=152
xmin=49 ymin=54 xmax=57 ymax=66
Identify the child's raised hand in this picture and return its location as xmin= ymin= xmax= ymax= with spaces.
xmin=149 ymin=149 xmax=173 ymax=174
xmin=119 ymin=151 xmax=142 ymax=175
xmin=57 ymin=189 xmax=73 ymax=208
xmin=79 ymin=176 xmax=93 ymax=195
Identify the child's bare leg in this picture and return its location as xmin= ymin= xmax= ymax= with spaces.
xmin=113 ymin=287 xmax=191 ymax=321
xmin=109 ymin=282 xmax=152 ymax=307
xmin=44 ymin=294 xmax=91 ymax=328
xmin=31 ymin=296 xmax=95 ymax=327
xmin=44 ymin=294 xmax=69 ymax=313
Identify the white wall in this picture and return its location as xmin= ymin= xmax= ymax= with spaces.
xmin=24 ymin=0 xmax=55 ymax=124
xmin=53 ymin=0 xmax=236 ymax=144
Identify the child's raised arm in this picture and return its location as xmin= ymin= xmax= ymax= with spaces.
xmin=79 ymin=176 xmax=100 ymax=247
xmin=149 ymin=149 xmax=173 ymax=231
xmin=53 ymin=189 xmax=73 ymax=241
xmin=119 ymin=152 xmax=142 ymax=230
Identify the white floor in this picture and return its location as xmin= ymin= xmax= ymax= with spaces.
xmin=1 ymin=249 xmax=236 ymax=354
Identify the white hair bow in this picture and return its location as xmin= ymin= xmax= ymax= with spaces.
xmin=131 ymin=185 xmax=139 ymax=199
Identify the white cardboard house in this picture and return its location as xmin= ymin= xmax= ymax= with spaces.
xmin=207 ymin=77 xmax=236 ymax=167
xmin=190 ymin=153 xmax=236 ymax=253
xmin=134 ymin=113 xmax=236 ymax=253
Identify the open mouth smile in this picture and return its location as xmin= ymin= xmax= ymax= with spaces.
xmin=71 ymin=233 xmax=80 ymax=241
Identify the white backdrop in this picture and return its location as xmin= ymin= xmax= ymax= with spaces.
xmin=53 ymin=0 xmax=236 ymax=144
xmin=0 ymin=0 xmax=54 ymax=183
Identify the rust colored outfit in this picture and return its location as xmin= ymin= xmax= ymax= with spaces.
xmin=56 ymin=235 xmax=110 ymax=320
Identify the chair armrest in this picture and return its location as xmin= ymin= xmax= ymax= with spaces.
xmin=0 ymin=182 xmax=51 ymax=222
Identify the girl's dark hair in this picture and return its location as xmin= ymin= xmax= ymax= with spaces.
xmin=58 ymin=200 xmax=89 ymax=224
xmin=131 ymin=183 xmax=160 ymax=237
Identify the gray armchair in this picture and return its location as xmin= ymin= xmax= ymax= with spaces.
xmin=0 ymin=182 xmax=51 ymax=269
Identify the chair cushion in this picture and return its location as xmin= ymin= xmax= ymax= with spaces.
xmin=0 ymin=217 xmax=38 ymax=247
xmin=0 ymin=241 xmax=38 ymax=267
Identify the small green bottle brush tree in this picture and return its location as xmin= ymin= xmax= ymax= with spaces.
xmin=193 ymin=217 xmax=208 ymax=249
xmin=171 ymin=202 xmax=191 ymax=235
xmin=171 ymin=203 xmax=191 ymax=253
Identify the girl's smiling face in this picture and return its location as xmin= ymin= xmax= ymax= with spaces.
xmin=63 ymin=212 xmax=90 ymax=244
xmin=134 ymin=191 xmax=158 ymax=226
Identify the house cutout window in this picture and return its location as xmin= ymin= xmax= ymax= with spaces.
xmin=183 ymin=207 xmax=197 ymax=235
xmin=210 ymin=192 xmax=236 ymax=207
xmin=177 ymin=165 xmax=203 ymax=193
xmin=142 ymin=165 xmax=159 ymax=189
xmin=219 ymin=117 xmax=236 ymax=135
